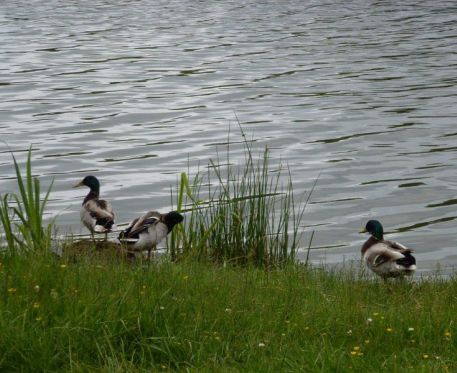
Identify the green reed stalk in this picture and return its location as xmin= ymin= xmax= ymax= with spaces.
xmin=0 ymin=195 xmax=16 ymax=253
xmin=0 ymin=147 xmax=54 ymax=253
xmin=170 ymin=127 xmax=307 ymax=268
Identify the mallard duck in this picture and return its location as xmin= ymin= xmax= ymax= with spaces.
xmin=360 ymin=220 xmax=416 ymax=279
xmin=118 ymin=210 xmax=183 ymax=260
xmin=73 ymin=175 xmax=116 ymax=238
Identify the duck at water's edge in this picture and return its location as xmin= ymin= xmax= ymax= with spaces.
xmin=360 ymin=220 xmax=416 ymax=279
xmin=118 ymin=210 xmax=183 ymax=260
xmin=73 ymin=175 xmax=116 ymax=239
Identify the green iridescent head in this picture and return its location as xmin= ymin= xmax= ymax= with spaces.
xmin=362 ymin=220 xmax=384 ymax=240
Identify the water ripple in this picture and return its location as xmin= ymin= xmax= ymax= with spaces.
xmin=0 ymin=0 xmax=457 ymax=273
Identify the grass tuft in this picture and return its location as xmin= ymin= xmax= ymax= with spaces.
xmin=0 ymin=147 xmax=53 ymax=254
xmin=169 ymin=126 xmax=307 ymax=268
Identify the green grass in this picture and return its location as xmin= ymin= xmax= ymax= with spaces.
xmin=0 ymin=146 xmax=53 ymax=254
xmin=1 ymin=143 xmax=456 ymax=371
xmin=0 ymin=255 xmax=455 ymax=372
xmin=169 ymin=124 xmax=308 ymax=268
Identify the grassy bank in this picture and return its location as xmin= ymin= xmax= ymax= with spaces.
xmin=0 ymin=254 xmax=455 ymax=372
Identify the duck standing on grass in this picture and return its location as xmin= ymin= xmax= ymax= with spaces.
xmin=118 ymin=210 xmax=183 ymax=260
xmin=73 ymin=175 xmax=116 ymax=240
xmin=360 ymin=220 xmax=416 ymax=279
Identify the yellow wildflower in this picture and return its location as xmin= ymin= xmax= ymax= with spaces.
xmin=350 ymin=351 xmax=357 ymax=356
xmin=33 ymin=302 xmax=40 ymax=309
xmin=60 ymin=264 xmax=67 ymax=269
xmin=7 ymin=288 xmax=17 ymax=293
xmin=386 ymin=327 xmax=393 ymax=333
xmin=423 ymin=354 xmax=429 ymax=359
xmin=353 ymin=346 xmax=360 ymax=351
xmin=444 ymin=331 xmax=452 ymax=338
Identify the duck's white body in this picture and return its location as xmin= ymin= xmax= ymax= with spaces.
xmin=80 ymin=199 xmax=116 ymax=234
xmin=362 ymin=240 xmax=416 ymax=278
xmin=74 ymin=176 xmax=116 ymax=236
xmin=119 ymin=211 xmax=169 ymax=251
xmin=118 ymin=211 xmax=183 ymax=257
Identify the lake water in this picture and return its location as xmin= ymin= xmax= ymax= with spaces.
xmin=1 ymin=0 xmax=457 ymax=276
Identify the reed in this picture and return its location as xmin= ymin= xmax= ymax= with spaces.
xmin=0 ymin=147 xmax=53 ymax=254
xmin=170 ymin=126 xmax=307 ymax=268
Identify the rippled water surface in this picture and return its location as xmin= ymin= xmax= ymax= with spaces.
xmin=1 ymin=0 xmax=457 ymax=275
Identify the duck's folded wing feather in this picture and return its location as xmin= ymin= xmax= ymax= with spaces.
xmin=385 ymin=240 xmax=414 ymax=253
xmin=126 ymin=213 xmax=161 ymax=238
xmin=366 ymin=242 xmax=405 ymax=267
xmin=85 ymin=199 xmax=115 ymax=220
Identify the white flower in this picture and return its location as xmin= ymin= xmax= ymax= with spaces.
xmin=258 ymin=342 xmax=266 ymax=347
xmin=408 ymin=327 xmax=414 ymax=332
xmin=367 ymin=318 xmax=373 ymax=324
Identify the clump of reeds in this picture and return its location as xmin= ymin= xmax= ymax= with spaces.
xmin=0 ymin=147 xmax=53 ymax=254
xmin=170 ymin=126 xmax=307 ymax=268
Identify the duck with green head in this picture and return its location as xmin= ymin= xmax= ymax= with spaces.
xmin=118 ymin=210 xmax=183 ymax=260
xmin=360 ymin=220 xmax=416 ymax=279
xmin=73 ymin=175 xmax=116 ymax=237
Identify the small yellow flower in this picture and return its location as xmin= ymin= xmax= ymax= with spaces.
xmin=386 ymin=327 xmax=393 ymax=333
xmin=258 ymin=342 xmax=266 ymax=347
xmin=34 ymin=285 xmax=40 ymax=292
xmin=7 ymin=288 xmax=17 ymax=293
xmin=364 ymin=339 xmax=370 ymax=344
xmin=35 ymin=316 xmax=42 ymax=321
xmin=423 ymin=354 xmax=429 ymax=359
xmin=357 ymin=352 xmax=364 ymax=356
xmin=60 ymin=264 xmax=67 ymax=269
xmin=160 ymin=364 xmax=167 ymax=370
xmin=304 ymin=326 xmax=310 ymax=331
xmin=350 ymin=351 xmax=357 ymax=356
xmin=408 ymin=327 xmax=414 ymax=332
xmin=353 ymin=346 xmax=360 ymax=351
xmin=373 ymin=312 xmax=379 ymax=316
xmin=444 ymin=331 xmax=452 ymax=338
xmin=33 ymin=302 xmax=40 ymax=309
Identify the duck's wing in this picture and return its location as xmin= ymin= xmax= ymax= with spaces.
xmin=122 ymin=211 xmax=161 ymax=239
xmin=83 ymin=199 xmax=116 ymax=230
xmin=365 ymin=242 xmax=405 ymax=267
xmin=385 ymin=239 xmax=414 ymax=254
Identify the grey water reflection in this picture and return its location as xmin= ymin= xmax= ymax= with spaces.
xmin=1 ymin=0 xmax=457 ymax=275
